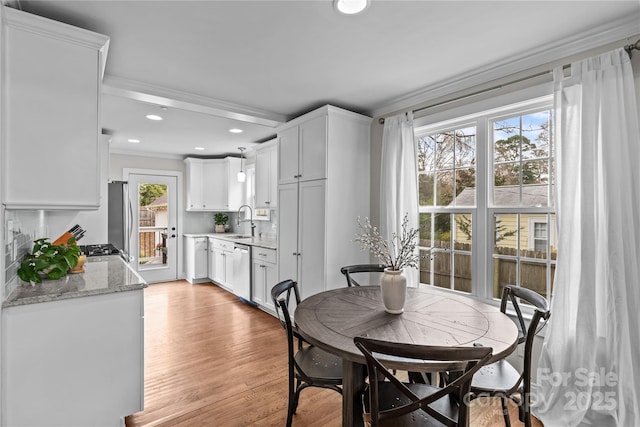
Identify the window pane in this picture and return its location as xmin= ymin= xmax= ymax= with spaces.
xmin=522 ymin=111 xmax=550 ymax=160
xmin=455 ymin=168 xmax=475 ymax=206
xmin=494 ymin=117 xmax=521 ymax=162
xmin=433 ymin=251 xmax=450 ymax=289
xmin=493 ymin=257 xmax=517 ymax=299
xmin=522 ymin=160 xmax=549 ymax=187
xmin=522 ymin=181 xmax=550 ymax=207
xmin=434 ymin=132 xmax=455 ymax=169
xmin=419 ymin=248 xmax=432 ymax=286
xmin=454 ymin=253 xmax=472 ymax=293
xmin=433 ymin=213 xmax=451 ymax=248
xmin=454 ymin=214 xmax=472 ymax=246
xmin=520 ymin=260 xmax=548 ymax=301
xmin=494 ymin=162 xmax=521 ymax=189
xmin=417 ymin=136 xmax=436 ymax=172
xmin=419 ymin=173 xmax=435 ymax=206
xmin=494 ymin=214 xmax=519 ymax=256
xmin=455 ymin=127 xmax=476 ymax=168
xmin=436 ymin=171 xmax=455 ymax=206
xmin=419 ymin=213 xmax=432 ymax=243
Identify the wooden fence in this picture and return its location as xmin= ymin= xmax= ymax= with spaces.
xmin=419 ymin=240 xmax=554 ymax=298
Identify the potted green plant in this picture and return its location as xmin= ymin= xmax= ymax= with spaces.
xmin=17 ymin=237 xmax=81 ymax=284
xmin=214 ymin=213 xmax=229 ymax=233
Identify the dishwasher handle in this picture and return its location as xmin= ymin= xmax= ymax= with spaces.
xmin=234 ymin=245 xmax=250 ymax=253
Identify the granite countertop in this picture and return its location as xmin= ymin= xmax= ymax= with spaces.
xmin=183 ymin=233 xmax=277 ymax=250
xmin=2 ymin=255 xmax=147 ymax=308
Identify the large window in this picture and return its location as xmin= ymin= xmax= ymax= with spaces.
xmin=416 ymin=97 xmax=556 ymax=303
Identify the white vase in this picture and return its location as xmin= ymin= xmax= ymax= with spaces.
xmin=380 ymin=268 xmax=407 ymax=314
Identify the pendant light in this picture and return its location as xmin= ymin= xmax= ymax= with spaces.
xmin=237 ymin=147 xmax=246 ymax=182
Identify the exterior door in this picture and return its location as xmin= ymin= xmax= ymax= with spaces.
xmin=127 ymin=172 xmax=178 ymax=283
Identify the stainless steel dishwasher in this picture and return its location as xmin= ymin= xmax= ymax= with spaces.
xmin=232 ymin=242 xmax=252 ymax=303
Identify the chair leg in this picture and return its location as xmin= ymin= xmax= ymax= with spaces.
xmin=286 ymin=373 xmax=296 ymax=427
xmin=501 ymin=396 xmax=511 ymax=427
xmin=292 ymin=379 xmax=302 ymax=413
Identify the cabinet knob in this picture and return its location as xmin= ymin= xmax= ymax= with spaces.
xmin=265 ymin=201 xmax=270 ymax=205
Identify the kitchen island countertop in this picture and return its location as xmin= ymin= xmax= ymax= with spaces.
xmin=184 ymin=233 xmax=277 ymax=250
xmin=3 ymin=255 xmax=147 ymax=308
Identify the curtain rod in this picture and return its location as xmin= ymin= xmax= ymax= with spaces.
xmin=379 ymin=38 xmax=640 ymax=125
xmin=378 ymin=69 xmax=552 ymax=125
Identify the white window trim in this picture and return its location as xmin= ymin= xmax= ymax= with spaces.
xmin=415 ymin=89 xmax=555 ymax=305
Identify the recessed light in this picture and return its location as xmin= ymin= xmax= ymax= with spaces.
xmin=229 ymin=128 xmax=243 ymax=134
xmin=146 ymin=114 xmax=163 ymax=121
xmin=127 ymin=139 xmax=140 ymax=143
xmin=333 ymin=0 xmax=369 ymax=15
xmin=194 ymin=147 xmax=205 ymax=151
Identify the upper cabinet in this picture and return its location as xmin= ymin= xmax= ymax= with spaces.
xmin=278 ymin=114 xmax=327 ymax=185
xmin=2 ymin=8 xmax=109 ymax=210
xmin=254 ymin=139 xmax=277 ymax=208
xmin=185 ymin=157 xmax=243 ymax=211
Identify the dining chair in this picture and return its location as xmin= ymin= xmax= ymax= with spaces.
xmin=271 ymin=280 xmax=343 ymax=427
xmin=470 ymin=285 xmax=550 ymax=427
xmin=340 ymin=264 xmax=385 ymax=287
xmin=354 ymin=336 xmax=493 ymax=427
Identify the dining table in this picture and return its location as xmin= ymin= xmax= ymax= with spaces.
xmin=294 ymin=285 xmax=520 ymax=427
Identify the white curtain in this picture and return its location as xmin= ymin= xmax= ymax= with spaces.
xmin=380 ymin=111 xmax=419 ymax=287
xmin=535 ymin=48 xmax=640 ymax=426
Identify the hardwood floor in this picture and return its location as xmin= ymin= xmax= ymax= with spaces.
xmin=125 ymin=281 xmax=543 ymax=427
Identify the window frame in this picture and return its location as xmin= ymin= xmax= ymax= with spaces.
xmin=414 ymin=92 xmax=555 ymax=305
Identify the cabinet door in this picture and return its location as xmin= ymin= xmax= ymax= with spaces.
xmin=298 ymin=180 xmax=326 ymax=300
xmin=278 ymin=183 xmax=299 ymax=283
xmin=224 ymin=251 xmax=235 ymax=292
xmin=298 ymin=115 xmax=327 ymax=182
xmin=263 ymin=262 xmax=278 ymax=312
xmin=194 ymin=238 xmax=209 ymax=279
xmin=278 ymin=126 xmax=299 ymax=185
xmin=213 ymin=249 xmax=226 ymax=285
xmin=255 ymin=149 xmax=272 ymax=208
xmin=268 ymin=148 xmax=278 ymax=207
xmin=252 ymin=259 xmax=266 ymax=306
xmin=203 ymin=161 xmax=228 ymax=210
xmin=4 ymin=11 xmax=107 ymax=209
xmin=207 ymin=239 xmax=215 ymax=280
xmin=185 ymin=160 xmax=204 ymax=210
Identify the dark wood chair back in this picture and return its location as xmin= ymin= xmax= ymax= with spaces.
xmin=340 ymin=264 xmax=385 ymax=287
xmin=355 ymin=336 xmax=493 ymax=427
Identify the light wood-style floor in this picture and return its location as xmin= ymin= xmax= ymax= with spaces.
xmin=125 ymin=281 xmax=543 ymax=427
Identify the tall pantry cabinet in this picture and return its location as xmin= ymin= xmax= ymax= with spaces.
xmin=277 ymin=105 xmax=371 ymax=300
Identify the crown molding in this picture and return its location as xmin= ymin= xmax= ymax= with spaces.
xmin=102 ymin=75 xmax=287 ymax=128
xmin=372 ymin=14 xmax=640 ymax=118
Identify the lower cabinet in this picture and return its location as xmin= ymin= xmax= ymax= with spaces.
xmin=212 ymin=238 xmax=234 ymax=292
xmin=251 ymin=247 xmax=277 ymax=313
xmin=185 ymin=236 xmax=209 ymax=284
xmin=2 ymin=290 xmax=144 ymax=427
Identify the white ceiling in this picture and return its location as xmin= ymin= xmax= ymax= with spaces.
xmin=13 ymin=0 xmax=640 ymax=158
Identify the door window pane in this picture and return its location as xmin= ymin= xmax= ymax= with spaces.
xmin=138 ymin=183 xmax=168 ymax=267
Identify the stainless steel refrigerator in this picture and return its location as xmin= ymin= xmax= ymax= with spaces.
xmin=108 ymin=181 xmax=132 ymax=262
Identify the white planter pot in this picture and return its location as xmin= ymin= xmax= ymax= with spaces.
xmin=380 ymin=268 xmax=406 ymax=314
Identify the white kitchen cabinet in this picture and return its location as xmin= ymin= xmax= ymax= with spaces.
xmin=252 ymin=246 xmax=278 ymax=313
xmin=185 ymin=157 xmax=243 ymax=211
xmin=207 ymin=237 xmax=216 ymax=280
xmin=254 ymin=139 xmax=278 ymax=208
xmin=2 ymin=290 xmax=143 ymax=426
xmin=185 ymin=236 xmax=209 ymax=284
xmin=277 ymin=105 xmax=372 ymax=299
xmin=2 ymin=8 xmax=109 ymax=210
xmin=278 ymin=114 xmax=327 ymax=185
xmin=212 ymin=238 xmax=234 ymax=292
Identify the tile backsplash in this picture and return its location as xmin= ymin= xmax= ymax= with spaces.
xmin=4 ymin=211 xmax=37 ymax=298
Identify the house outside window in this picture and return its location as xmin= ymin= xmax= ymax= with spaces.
xmin=415 ymin=95 xmax=557 ymax=303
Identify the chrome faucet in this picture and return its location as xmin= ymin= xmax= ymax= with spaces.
xmin=237 ymin=204 xmax=256 ymax=237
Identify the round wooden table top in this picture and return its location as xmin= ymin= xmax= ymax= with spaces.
xmin=295 ymin=286 xmax=519 ymax=367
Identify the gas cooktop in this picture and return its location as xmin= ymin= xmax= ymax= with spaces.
xmin=80 ymin=244 xmax=121 ymax=257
